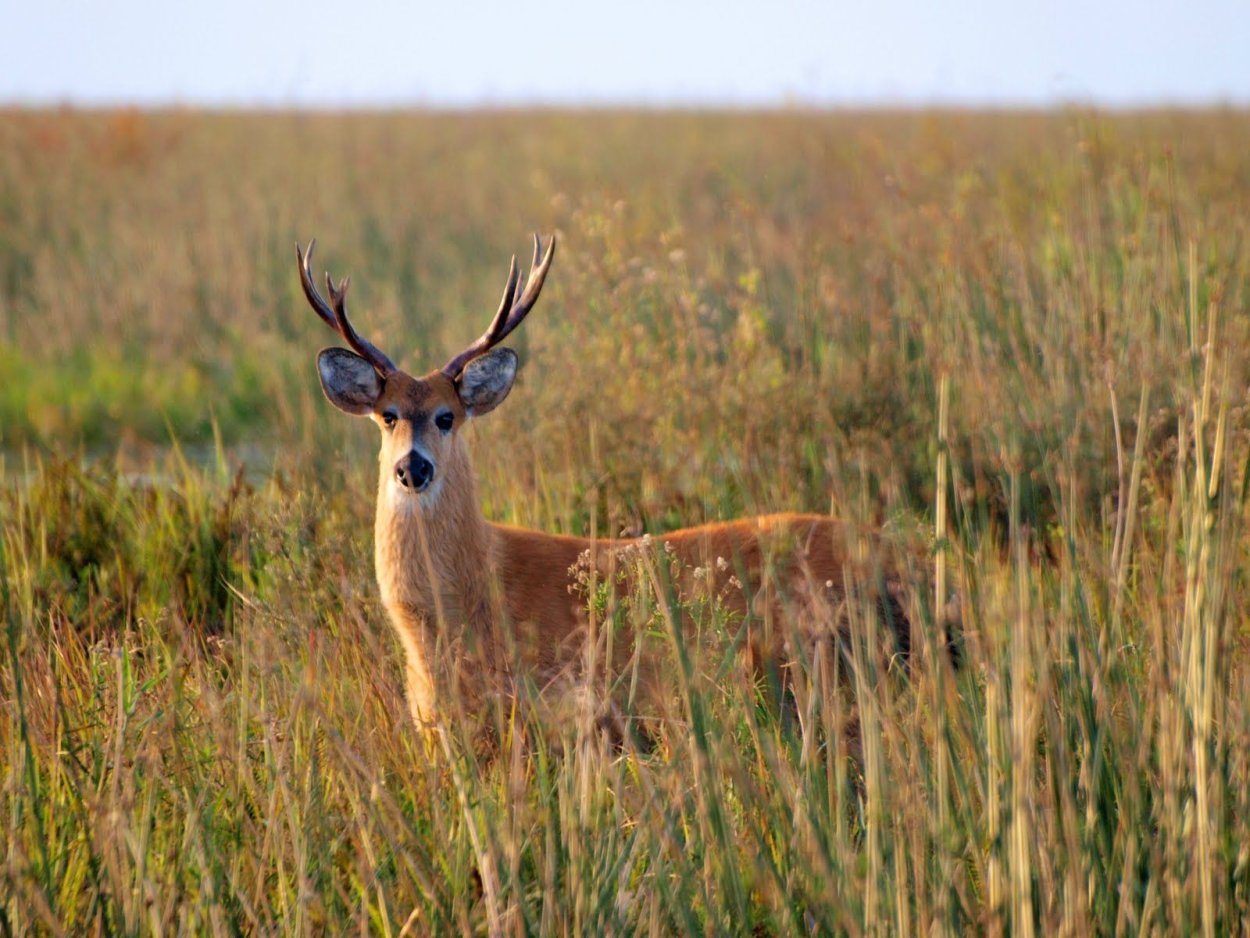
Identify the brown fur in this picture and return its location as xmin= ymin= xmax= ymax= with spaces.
xmin=357 ymin=369 xmax=907 ymax=736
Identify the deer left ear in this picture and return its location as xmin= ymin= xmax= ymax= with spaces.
xmin=456 ymin=347 xmax=518 ymax=416
xmin=317 ymin=347 xmax=383 ymax=415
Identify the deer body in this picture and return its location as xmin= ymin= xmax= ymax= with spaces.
xmin=377 ymin=456 xmax=855 ymax=728
xmin=297 ymin=234 xmax=909 ymax=736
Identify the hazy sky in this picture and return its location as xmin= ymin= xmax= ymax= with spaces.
xmin=7 ymin=0 xmax=1249 ymax=108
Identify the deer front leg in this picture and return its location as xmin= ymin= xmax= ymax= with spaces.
xmin=405 ymin=658 xmax=438 ymax=730
xmin=387 ymin=613 xmax=440 ymax=731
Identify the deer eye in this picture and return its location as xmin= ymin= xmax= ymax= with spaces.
xmin=434 ymin=411 xmax=455 ymax=433
xmin=382 ymin=411 xmax=397 ymax=430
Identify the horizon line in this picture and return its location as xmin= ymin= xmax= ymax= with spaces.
xmin=4 ymin=94 xmax=1249 ymax=115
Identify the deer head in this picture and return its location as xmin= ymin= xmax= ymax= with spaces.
xmin=296 ymin=234 xmax=556 ymax=502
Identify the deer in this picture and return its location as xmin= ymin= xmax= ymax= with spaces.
xmin=296 ymin=233 xmax=921 ymax=743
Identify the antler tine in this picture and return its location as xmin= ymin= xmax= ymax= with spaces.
xmin=505 ymin=233 xmax=556 ymax=332
xmin=484 ymin=255 xmax=521 ymax=347
xmin=295 ymin=239 xmax=397 ymax=376
xmin=296 ymin=240 xmax=339 ymax=331
xmin=442 ymin=232 xmax=557 ymax=378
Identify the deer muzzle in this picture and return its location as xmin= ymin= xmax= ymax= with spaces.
xmin=394 ymin=451 xmax=435 ymax=492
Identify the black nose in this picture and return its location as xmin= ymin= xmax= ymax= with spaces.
xmin=395 ymin=452 xmax=434 ymax=490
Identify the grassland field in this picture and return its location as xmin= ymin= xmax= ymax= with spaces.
xmin=2 ymin=107 xmax=1250 ymax=934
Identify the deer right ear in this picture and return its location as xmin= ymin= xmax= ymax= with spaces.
xmin=456 ymin=347 xmax=518 ymax=417
xmin=317 ymin=348 xmax=382 ymax=415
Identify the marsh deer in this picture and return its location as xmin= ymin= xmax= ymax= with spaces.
xmin=297 ymin=233 xmax=916 ymax=738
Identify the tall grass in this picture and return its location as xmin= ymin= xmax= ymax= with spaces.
xmin=2 ymin=108 xmax=1249 ymax=934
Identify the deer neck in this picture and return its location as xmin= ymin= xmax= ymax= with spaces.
xmin=373 ymin=439 xmax=495 ymax=632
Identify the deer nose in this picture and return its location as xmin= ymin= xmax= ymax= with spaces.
xmin=395 ymin=452 xmax=434 ymax=491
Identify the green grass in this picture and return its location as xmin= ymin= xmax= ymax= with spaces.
xmin=2 ymin=107 xmax=1250 ymax=934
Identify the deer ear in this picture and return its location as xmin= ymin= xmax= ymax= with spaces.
xmin=317 ymin=348 xmax=382 ymax=415
xmin=456 ymin=347 xmax=518 ymax=417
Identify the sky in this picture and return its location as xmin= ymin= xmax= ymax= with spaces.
xmin=6 ymin=0 xmax=1249 ymax=109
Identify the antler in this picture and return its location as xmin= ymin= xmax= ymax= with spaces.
xmin=296 ymin=240 xmax=398 ymax=376
xmin=442 ymin=233 xmax=557 ymax=378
